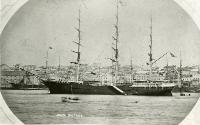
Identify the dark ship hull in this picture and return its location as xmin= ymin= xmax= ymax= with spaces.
xmin=42 ymin=80 xmax=125 ymax=95
xmin=172 ymin=85 xmax=200 ymax=93
xmin=117 ymin=84 xmax=175 ymax=96
xmin=6 ymin=83 xmax=46 ymax=90
xmin=42 ymin=79 xmax=174 ymax=96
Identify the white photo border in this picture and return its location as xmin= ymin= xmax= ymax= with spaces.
xmin=0 ymin=0 xmax=200 ymax=124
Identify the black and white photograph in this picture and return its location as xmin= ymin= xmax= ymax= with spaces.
xmin=0 ymin=0 xmax=200 ymax=124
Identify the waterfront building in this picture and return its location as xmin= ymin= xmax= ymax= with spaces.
xmin=22 ymin=65 xmax=37 ymax=71
xmin=1 ymin=70 xmax=24 ymax=88
xmin=0 ymin=64 xmax=11 ymax=71
xmin=181 ymin=67 xmax=200 ymax=87
xmin=134 ymin=70 xmax=165 ymax=82
xmin=0 ymin=64 xmax=41 ymax=88
xmin=101 ymin=73 xmax=113 ymax=85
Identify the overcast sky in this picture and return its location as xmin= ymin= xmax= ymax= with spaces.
xmin=1 ymin=0 xmax=200 ymax=68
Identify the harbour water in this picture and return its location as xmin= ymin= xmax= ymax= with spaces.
xmin=1 ymin=90 xmax=199 ymax=125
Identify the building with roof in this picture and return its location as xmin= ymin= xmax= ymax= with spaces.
xmin=1 ymin=69 xmax=40 ymax=89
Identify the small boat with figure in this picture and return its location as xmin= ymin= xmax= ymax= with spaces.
xmin=61 ymin=96 xmax=80 ymax=103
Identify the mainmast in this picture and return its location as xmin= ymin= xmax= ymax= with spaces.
xmin=113 ymin=0 xmax=120 ymax=85
xmin=148 ymin=16 xmax=153 ymax=82
xmin=71 ymin=9 xmax=82 ymax=82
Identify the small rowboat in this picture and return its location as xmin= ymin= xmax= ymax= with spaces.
xmin=61 ymin=97 xmax=80 ymax=103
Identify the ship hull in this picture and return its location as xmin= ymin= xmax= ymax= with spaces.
xmin=42 ymin=80 xmax=124 ymax=95
xmin=42 ymin=80 xmax=175 ymax=96
xmin=172 ymin=85 xmax=200 ymax=93
xmin=1 ymin=83 xmax=46 ymax=90
xmin=118 ymin=85 xmax=174 ymax=96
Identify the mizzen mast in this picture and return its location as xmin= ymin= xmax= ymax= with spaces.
xmin=71 ymin=8 xmax=82 ymax=82
xmin=113 ymin=0 xmax=120 ymax=85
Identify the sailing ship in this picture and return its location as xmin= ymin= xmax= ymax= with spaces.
xmin=116 ymin=17 xmax=175 ymax=95
xmin=178 ymin=51 xmax=186 ymax=96
xmin=41 ymin=9 xmax=124 ymax=95
xmin=109 ymin=0 xmax=175 ymax=96
xmin=172 ymin=51 xmax=192 ymax=95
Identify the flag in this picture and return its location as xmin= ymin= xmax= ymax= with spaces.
xmin=170 ymin=52 xmax=176 ymax=57
xmin=90 ymin=72 xmax=96 ymax=75
xmin=49 ymin=46 xmax=53 ymax=49
xmin=119 ymin=0 xmax=126 ymax=6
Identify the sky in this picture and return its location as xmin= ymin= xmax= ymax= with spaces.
xmin=1 ymin=0 xmax=200 ymax=68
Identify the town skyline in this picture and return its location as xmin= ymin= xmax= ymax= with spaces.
xmin=1 ymin=62 xmax=200 ymax=71
xmin=1 ymin=0 xmax=200 ymax=67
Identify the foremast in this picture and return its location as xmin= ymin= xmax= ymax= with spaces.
xmin=148 ymin=16 xmax=153 ymax=82
xmin=71 ymin=9 xmax=82 ymax=82
xmin=112 ymin=0 xmax=120 ymax=85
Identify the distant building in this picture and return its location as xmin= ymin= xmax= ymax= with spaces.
xmin=182 ymin=75 xmax=192 ymax=82
xmin=134 ymin=72 xmax=165 ymax=82
xmin=23 ymin=65 xmax=37 ymax=71
xmin=14 ymin=64 xmax=22 ymax=70
xmin=181 ymin=67 xmax=200 ymax=87
xmin=1 ymin=65 xmax=40 ymax=88
xmin=163 ymin=65 xmax=178 ymax=81
xmin=0 ymin=64 xmax=11 ymax=71
xmin=1 ymin=70 xmax=24 ymax=88
xmin=191 ymin=74 xmax=200 ymax=87
xmin=101 ymin=73 xmax=113 ymax=85
xmin=193 ymin=74 xmax=200 ymax=81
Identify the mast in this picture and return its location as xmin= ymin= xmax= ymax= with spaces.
xmin=166 ymin=54 xmax=169 ymax=80
xmin=45 ymin=51 xmax=48 ymax=73
xmin=113 ymin=0 xmax=120 ymax=85
xmin=130 ymin=57 xmax=133 ymax=83
xmin=179 ymin=50 xmax=182 ymax=94
xmin=111 ymin=48 xmax=114 ymax=84
xmin=98 ymin=65 xmax=102 ymax=85
xmin=148 ymin=16 xmax=153 ymax=82
xmin=58 ymin=56 xmax=61 ymax=71
xmin=45 ymin=46 xmax=52 ymax=77
xmin=71 ymin=8 xmax=82 ymax=82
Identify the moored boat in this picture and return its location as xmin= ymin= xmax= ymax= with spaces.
xmin=109 ymin=5 xmax=175 ymax=96
xmin=118 ymin=82 xmax=175 ymax=96
xmin=42 ymin=79 xmax=123 ymax=95
xmin=41 ymin=8 xmax=124 ymax=95
xmin=61 ymin=96 xmax=80 ymax=103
